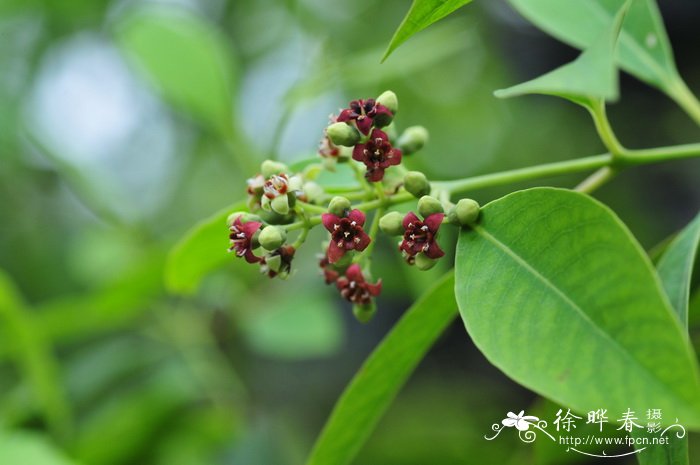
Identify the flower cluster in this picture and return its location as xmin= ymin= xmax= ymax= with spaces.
xmin=226 ymin=91 xmax=479 ymax=322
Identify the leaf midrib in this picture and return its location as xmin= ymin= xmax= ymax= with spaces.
xmin=472 ymin=223 xmax=694 ymax=411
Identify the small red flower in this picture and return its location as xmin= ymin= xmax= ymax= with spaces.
xmin=260 ymin=245 xmax=296 ymax=278
xmin=352 ymin=129 xmax=402 ymax=182
xmin=399 ymin=212 xmax=445 ymax=263
xmin=319 ymin=254 xmax=340 ymax=284
xmin=337 ymin=99 xmax=393 ymax=135
xmin=336 ymin=264 xmax=382 ymax=305
xmin=322 ymin=209 xmax=371 ymax=263
xmin=228 ymin=217 xmax=262 ymax=264
xmin=319 ymin=132 xmax=341 ymax=158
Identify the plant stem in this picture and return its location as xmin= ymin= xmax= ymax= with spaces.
xmin=574 ymin=166 xmax=617 ymax=194
xmin=587 ymin=99 xmax=625 ymax=156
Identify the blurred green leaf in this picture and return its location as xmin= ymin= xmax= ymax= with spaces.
xmin=242 ymin=290 xmax=343 ymax=360
xmin=633 ymin=213 xmax=700 ymax=465
xmin=656 ymin=212 xmax=700 ymax=327
xmin=305 ymin=271 xmax=456 ymax=465
xmin=454 ymin=188 xmax=700 ymax=429
xmin=383 ymin=0 xmax=473 ymax=61
xmin=0 ymin=430 xmax=78 ymax=465
xmin=165 ymin=202 xmax=247 ymax=295
xmin=115 ymin=6 xmax=237 ymax=136
xmin=495 ymin=1 xmax=628 ymax=102
xmin=0 ymin=270 xmax=73 ymax=440
xmin=507 ymin=0 xmax=678 ymax=93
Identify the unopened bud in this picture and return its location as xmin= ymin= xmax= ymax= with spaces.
xmin=327 ymin=122 xmax=361 ymax=147
xmin=403 ymin=171 xmax=430 ymax=198
xmin=353 ymin=302 xmax=376 ymax=323
xmin=328 ymin=196 xmax=352 ymax=217
xmin=448 ymin=198 xmax=480 ymax=226
xmin=376 ymin=90 xmax=398 ymax=116
xmin=261 ymin=160 xmax=288 ymax=178
xmin=227 ymin=211 xmax=261 ymax=227
xmin=379 ymin=211 xmax=404 ymax=236
xmin=418 ymin=195 xmax=444 ymax=218
xmin=258 ymin=226 xmax=286 ymax=251
xmin=415 ymin=253 xmax=438 ymax=271
xmin=270 ymin=195 xmax=290 ymax=215
xmin=397 ymin=126 xmax=429 ymax=155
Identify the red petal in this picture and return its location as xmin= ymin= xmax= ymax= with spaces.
xmin=366 ymin=168 xmax=384 ymax=182
xmin=402 ymin=212 xmax=420 ymax=230
xmin=327 ymin=241 xmax=345 ymax=264
xmin=369 ymin=128 xmax=388 ymax=141
xmin=244 ymin=249 xmax=261 ymax=264
xmin=373 ymin=104 xmax=392 ymax=119
xmin=388 ymin=148 xmax=402 ymax=166
xmin=337 ymin=109 xmax=353 ymax=122
xmin=425 ymin=241 xmax=445 ymax=259
xmin=347 ymin=209 xmax=366 ymax=226
xmin=345 ymin=264 xmax=364 ymax=283
xmin=352 ymin=144 xmax=367 ymax=162
xmin=354 ymin=231 xmax=371 ymax=251
xmin=367 ymin=279 xmax=382 ymax=296
xmin=424 ymin=213 xmax=444 ymax=232
xmin=356 ymin=117 xmax=373 ymax=135
xmin=322 ymin=213 xmax=340 ymax=233
xmin=242 ymin=221 xmax=262 ymax=236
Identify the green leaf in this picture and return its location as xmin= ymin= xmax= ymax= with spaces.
xmin=632 ymin=213 xmax=700 ymax=465
xmin=495 ymin=0 xmax=628 ymax=102
xmin=0 ymin=270 xmax=73 ymax=439
xmin=0 ymin=430 xmax=78 ymax=465
xmin=382 ymin=0 xmax=473 ymax=61
xmin=165 ymin=202 xmax=248 ymax=295
xmin=656 ymin=212 xmax=700 ymax=327
xmin=507 ymin=0 xmax=679 ymax=93
xmin=115 ymin=6 xmax=237 ymax=136
xmin=454 ymin=188 xmax=700 ymax=429
xmin=305 ymin=272 xmax=457 ymax=465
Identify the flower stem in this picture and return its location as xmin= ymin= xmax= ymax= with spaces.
xmin=574 ymin=166 xmax=617 ymax=194
xmin=587 ymin=99 xmax=625 ymax=157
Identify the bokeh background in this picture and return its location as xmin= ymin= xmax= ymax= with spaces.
xmin=1 ymin=0 xmax=699 ymax=463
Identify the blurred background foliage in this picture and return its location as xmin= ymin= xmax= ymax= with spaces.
xmin=0 ymin=0 xmax=699 ymax=463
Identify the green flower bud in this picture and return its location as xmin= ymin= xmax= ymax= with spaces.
xmin=447 ymin=198 xmax=480 ymax=226
xmin=288 ymin=175 xmax=303 ymax=191
xmin=261 ymin=160 xmax=288 ymax=178
xmin=258 ymin=226 xmax=287 ymax=251
xmin=379 ymin=211 xmax=404 ymax=236
xmin=403 ymin=171 xmax=430 ymax=198
xmin=303 ymin=182 xmax=324 ymax=203
xmin=418 ymin=195 xmax=444 ymax=218
xmin=326 ymin=122 xmax=361 ymax=147
xmin=397 ymin=126 xmax=429 ymax=155
xmin=415 ymin=253 xmax=438 ymax=271
xmin=328 ymin=196 xmax=352 ymax=217
xmin=353 ymin=302 xmax=376 ymax=323
xmin=227 ymin=212 xmax=263 ymax=227
xmin=226 ymin=211 xmax=245 ymax=227
xmin=376 ymin=90 xmax=398 ymax=116
xmin=270 ymin=195 xmax=290 ymax=215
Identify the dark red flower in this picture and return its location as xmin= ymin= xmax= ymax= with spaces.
xmin=228 ymin=217 xmax=262 ymax=264
xmin=322 ymin=209 xmax=371 ymax=263
xmin=352 ymin=129 xmax=402 ymax=182
xmin=336 ymin=264 xmax=382 ymax=305
xmin=337 ymin=99 xmax=393 ymax=135
xmin=399 ymin=212 xmax=445 ymax=263
xmin=319 ymin=254 xmax=340 ymax=284
xmin=263 ymin=173 xmax=289 ymax=199
xmin=260 ymin=245 xmax=296 ymax=278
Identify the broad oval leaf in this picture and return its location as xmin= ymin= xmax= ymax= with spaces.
xmin=116 ymin=7 xmax=237 ymax=135
xmin=383 ymin=0 xmax=473 ymax=61
xmin=165 ymin=202 xmax=248 ymax=295
xmin=495 ymin=1 xmax=628 ymax=102
xmin=455 ymin=188 xmax=700 ymax=429
xmin=507 ymin=0 xmax=679 ymax=92
xmin=305 ymin=272 xmax=457 ymax=465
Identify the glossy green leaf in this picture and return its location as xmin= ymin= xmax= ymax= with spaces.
xmin=116 ymin=7 xmax=236 ymax=135
xmin=656 ymin=212 xmax=700 ymax=327
xmin=507 ymin=0 xmax=679 ymax=92
xmin=633 ymin=213 xmax=700 ymax=465
xmin=495 ymin=1 xmax=628 ymax=102
xmin=383 ymin=0 xmax=473 ymax=61
xmin=165 ymin=202 xmax=247 ymax=295
xmin=305 ymin=272 xmax=457 ymax=465
xmin=455 ymin=188 xmax=700 ymax=429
